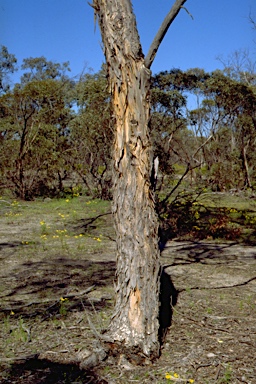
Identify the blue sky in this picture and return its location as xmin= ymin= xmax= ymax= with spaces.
xmin=1 ymin=0 xmax=255 ymax=83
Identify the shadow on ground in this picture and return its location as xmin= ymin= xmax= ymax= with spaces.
xmin=0 ymin=242 xmax=24 ymax=250
xmin=1 ymin=356 xmax=107 ymax=384
xmin=162 ymin=240 xmax=256 ymax=265
xmin=0 ymin=258 xmax=116 ymax=318
xmin=159 ymin=270 xmax=178 ymax=344
xmin=161 ymin=240 xmax=256 ymax=293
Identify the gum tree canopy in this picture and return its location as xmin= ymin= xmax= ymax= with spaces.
xmin=92 ymin=0 xmax=187 ymax=358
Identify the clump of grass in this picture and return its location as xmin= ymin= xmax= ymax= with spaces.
xmin=217 ymin=363 xmax=233 ymax=383
xmin=59 ymin=297 xmax=69 ymax=316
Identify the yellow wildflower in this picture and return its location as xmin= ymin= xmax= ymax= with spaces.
xmin=194 ymin=211 xmax=200 ymax=220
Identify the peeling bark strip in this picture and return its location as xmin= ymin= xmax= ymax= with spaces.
xmin=92 ymin=0 xmax=187 ymax=358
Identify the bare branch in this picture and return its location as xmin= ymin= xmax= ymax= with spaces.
xmin=181 ymin=6 xmax=194 ymax=20
xmin=249 ymin=10 xmax=256 ymax=30
xmin=145 ymin=0 xmax=188 ymax=69
xmin=159 ymin=161 xmax=201 ymax=207
xmin=192 ymin=134 xmax=213 ymax=158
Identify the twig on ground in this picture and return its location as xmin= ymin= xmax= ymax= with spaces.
xmin=214 ymin=363 xmax=222 ymax=381
xmin=80 ymin=298 xmax=112 ymax=344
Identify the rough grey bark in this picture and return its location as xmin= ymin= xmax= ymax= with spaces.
xmin=92 ymin=0 xmax=187 ymax=357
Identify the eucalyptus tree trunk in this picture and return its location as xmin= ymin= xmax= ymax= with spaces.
xmin=241 ymin=138 xmax=252 ymax=189
xmin=92 ymin=0 xmax=187 ymax=358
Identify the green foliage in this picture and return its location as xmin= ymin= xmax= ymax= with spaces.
xmin=158 ymin=189 xmax=256 ymax=244
xmin=217 ymin=364 xmax=233 ymax=383
xmin=20 ymin=56 xmax=70 ymax=83
xmin=59 ymin=297 xmax=69 ymax=317
xmin=155 ymin=68 xmax=256 ymax=192
xmin=68 ymin=67 xmax=113 ymax=199
xmin=0 ymin=63 xmax=73 ymax=199
xmin=1 ymin=47 xmax=256 ymax=200
xmin=151 ymin=70 xmax=187 ymax=177
xmin=0 ymin=45 xmax=17 ymax=94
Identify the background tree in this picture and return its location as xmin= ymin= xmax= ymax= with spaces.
xmin=195 ymin=70 xmax=256 ymax=190
xmin=150 ymin=70 xmax=187 ymax=188
xmin=0 ymin=45 xmax=17 ymax=94
xmin=169 ymin=68 xmax=256 ymax=191
xmin=69 ymin=68 xmax=113 ymax=199
xmin=20 ymin=56 xmax=70 ymax=83
xmin=0 ymin=58 xmax=73 ymax=199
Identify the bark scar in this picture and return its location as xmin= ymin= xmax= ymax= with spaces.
xmin=128 ymin=287 xmax=143 ymax=333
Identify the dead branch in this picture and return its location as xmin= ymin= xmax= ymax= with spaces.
xmin=159 ymin=161 xmax=201 ymax=208
xmin=181 ymin=6 xmax=194 ymax=20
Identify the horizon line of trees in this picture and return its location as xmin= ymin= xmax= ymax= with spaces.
xmin=1 ymin=45 xmax=256 ymax=201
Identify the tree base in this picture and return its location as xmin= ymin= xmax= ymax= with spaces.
xmin=103 ymin=341 xmax=157 ymax=365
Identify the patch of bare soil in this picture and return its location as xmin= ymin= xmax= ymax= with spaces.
xmin=159 ymin=241 xmax=256 ymax=384
xmin=0 ymin=231 xmax=255 ymax=382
